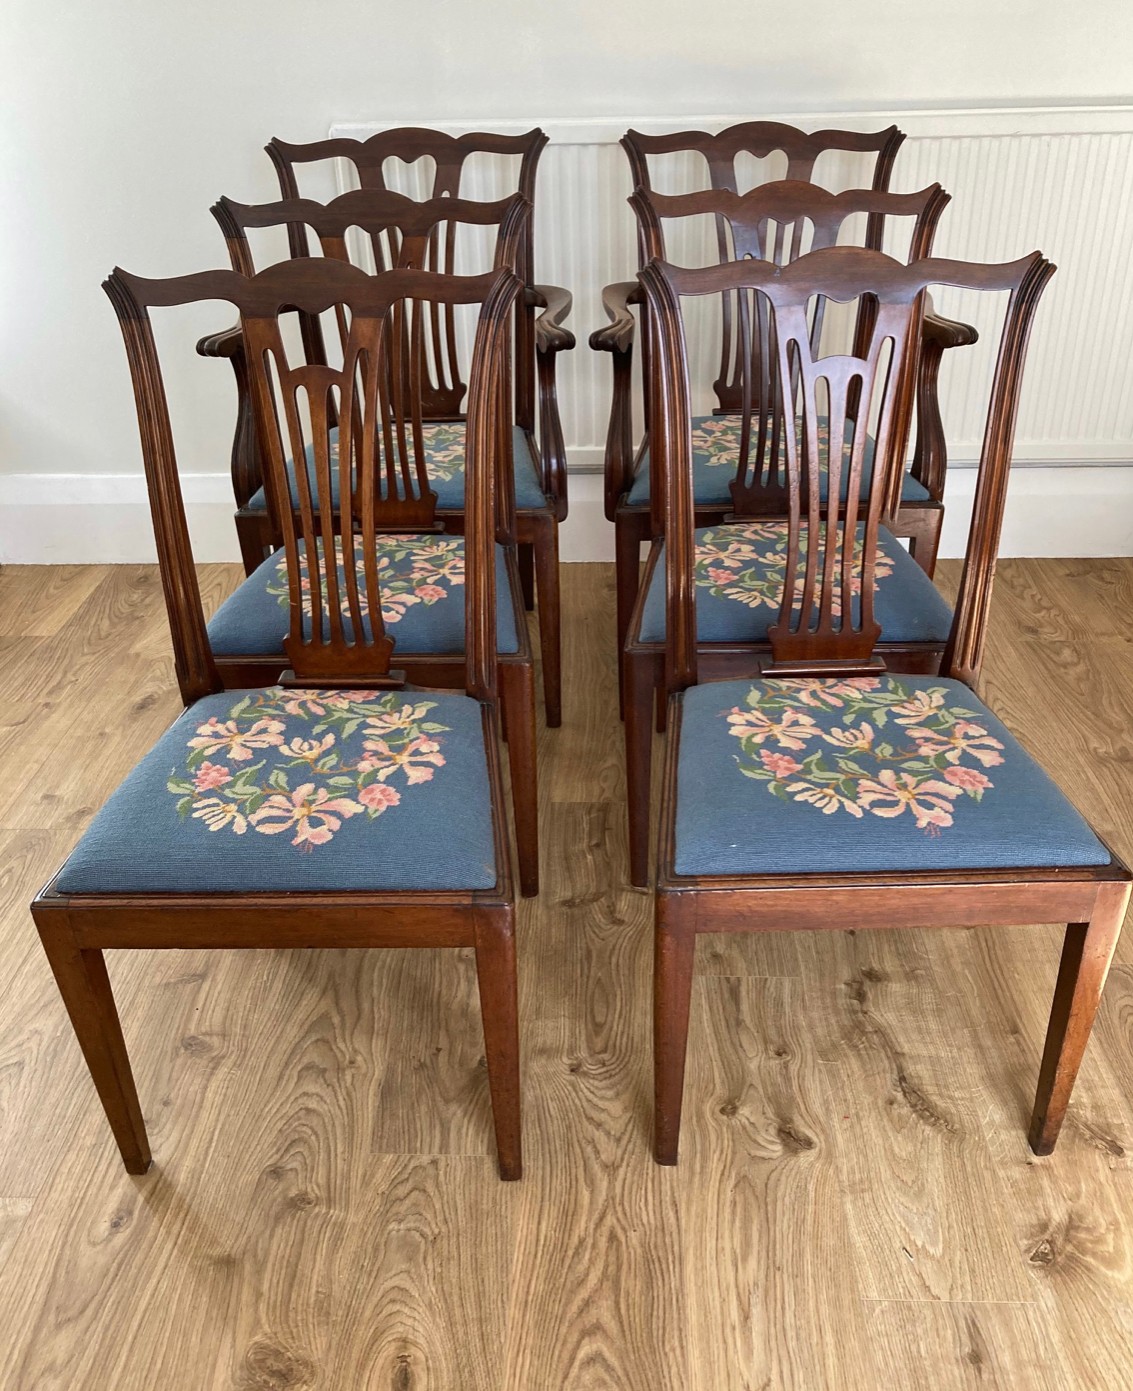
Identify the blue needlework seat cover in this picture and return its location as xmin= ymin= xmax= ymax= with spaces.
xmin=638 ymin=522 xmax=953 ymax=645
xmin=625 ymin=415 xmax=932 ymax=507
xmin=674 ymin=674 xmax=1110 ymax=878
xmin=244 ymin=423 xmax=548 ymax=513
xmin=207 ymin=536 xmax=520 ymax=657
xmin=54 ymin=688 xmax=498 ymax=894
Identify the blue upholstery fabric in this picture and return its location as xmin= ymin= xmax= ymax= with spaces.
xmin=638 ymin=523 xmax=953 ymax=645
xmin=208 ymin=536 xmax=520 ymax=657
xmin=245 ymin=424 xmax=548 ymax=513
xmin=674 ymin=674 xmax=1110 ymax=877
xmin=55 ymin=688 xmax=498 ymax=893
xmin=625 ymin=415 xmax=932 ymax=507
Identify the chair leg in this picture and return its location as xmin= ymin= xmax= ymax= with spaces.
xmin=532 ymin=516 xmax=562 ymax=728
xmin=474 ymin=907 xmax=522 ymax=1180
xmin=501 ymin=662 xmax=539 ymax=898
xmin=1028 ymin=881 xmax=1129 ymax=1156
xmin=235 ymin=514 xmax=271 ymax=577
xmin=897 ymin=505 xmax=943 ymax=579
xmin=625 ymin=649 xmax=659 ymax=889
xmin=615 ymin=517 xmax=642 ymax=719
xmin=654 ymin=892 xmax=697 ymax=1166
xmin=34 ymin=912 xmax=151 ymax=1175
xmin=517 ymin=543 xmax=536 ymax=611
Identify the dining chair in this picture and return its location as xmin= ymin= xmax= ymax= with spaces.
xmin=619 ymin=180 xmax=954 ymax=885
xmin=591 ymin=121 xmax=977 ymax=623
xmin=31 ymin=257 xmax=527 ymax=1180
xmin=639 ymin=246 xmax=1131 ymax=1165
xmin=201 ymin=126 xmax=574 ymax=726
xmin=199 ymin=189 xmax=540 ymax=894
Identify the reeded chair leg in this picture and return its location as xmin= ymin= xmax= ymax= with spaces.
xmin=624 ymin=649 xmax=660 ymax=888
xmin=532 ymin=515 xmax=562 ymax=728
xmin=1028 ymin=881 xmax=1129 ymax=1155
xmin=654 ymin=892 xmax=697 ymax=1166
xmin=474 ymin=907 xmax=522 ymax=1180
xmin=501 ymin=661 xmax=539 ymax=898
xmin=34 ymin=913 xmax=151 ymax=1176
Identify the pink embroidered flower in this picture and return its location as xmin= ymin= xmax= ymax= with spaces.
xmin=192 ymin=798 xmax=248 ymax=834
xmin=359 ymin=734 xmax=446 ymax=784
xmin=786 ymin=780 xmax=864 ymax=817
xmin=250 ymin=783 xmax=363 ymax=848
xmin=415 ymin=584 xmax=447 ymax=602
xmin=943 ymin=765 xmax=994 ymax=793
xmin=760 ymin=749 xmax=802 ymax=779
xmin=822 ymin=722 xmax=875 ymax=753
xmin=189 ymin=716 xmax=285 ymax=762
xmin=279 ymin=732 xmax=336 ymax=762
xmin=890 ymin=690 xmax=946 ymax=725
xmin=856 ymin=770 xmax=962 ymax=829
xmin=727 ymin=705 xmax=819 ymax=750
xmin=363 ymin=702 xmax=436 ymax=737
xmin=359 ymin=783 xmax=401 ymax=813
xmin=907 ymin=720 xmax=1005 ymax=768
xmin=193 ymin=761 xmax=232 ymax=792
xmin=381 ymin=591 xmax=421 ymax=623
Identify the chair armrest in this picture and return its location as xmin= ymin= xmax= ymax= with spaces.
xmin=589 ymin=281 xmax=641 ymax=354
xmin=528 ymin=284 xmax=576 ymax=354
xmin=196 ymin=324 xmax=243 ymax=359
xmin=923 ymin=307 xmax=979 ymax=351
xmin=194 ymin=324 xmax=263 ymax=512
xmin=910 ymin=298 xmax=980 ymax=509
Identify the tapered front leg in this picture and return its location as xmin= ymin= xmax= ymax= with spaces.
xmin=654 ymin=892 xmax=697 ymax=1165
xmin=517 ymin=543 xmax=536 ymax=611
xmin=625 ymin=649 xmax=660 ymax=888
xmin=1029 ymin=879 xmax=1130 ymax=1155
xmin=34 ymin=909 xmax=151 ymax=1175
xmin=475 ymin=907 xmax=522 ymax=1180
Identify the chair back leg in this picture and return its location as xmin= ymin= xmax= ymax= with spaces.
xmin=653 ymin=892 xmax=697 ymax=1165
xmin=474 ymin=906 xmax=523 ymax=1180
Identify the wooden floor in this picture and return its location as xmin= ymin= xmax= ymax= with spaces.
xmin=1 ymin=559 xmax=1132 ymax=1389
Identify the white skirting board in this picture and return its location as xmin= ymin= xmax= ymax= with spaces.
xmin=1 ymin=463 xmax=1131 ymax=566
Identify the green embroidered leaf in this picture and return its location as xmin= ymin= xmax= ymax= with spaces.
xmin=268 ymin=768 xmax=290 ymax=791
xmin=228 ymin=695 xmax=251 ymax=720
xmin=327 ymin=775 xmax=356 ymax=788
xmin=176 ymin=796 xmax=193 ymax=817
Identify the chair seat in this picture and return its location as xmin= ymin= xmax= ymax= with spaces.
xmin=673 ymin=674 xmax=1110 ymax=878
xmin=637 ymin=522 xmax=953 ymax=646
xmin=207 ymin=536 xmax=520 ymax=658
xmin=244 ymin=423 xmax=549 ymax=514
xmin=625 ymin=415 xmax=932 ymax=508
xmin=54 ymin=688 xmax=499 ymax=894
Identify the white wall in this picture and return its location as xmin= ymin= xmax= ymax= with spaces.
xmin=2 ymin=0 xmax=1132 ymax=563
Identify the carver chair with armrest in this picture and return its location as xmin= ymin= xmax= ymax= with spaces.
xmin=639 ymin=247 xmax=1130 ymax=1165
xmin=198 ymin=190 xmax=540 ymax=893
xmin=201 ymin=126 xmax=574 ymax=725
xmin=620 ymin=181 xmax=955 ymax=885
xmin=31 ymin=258 xmax=527 ymax=1180
xmin=591 ymin=121 xmax=977 ymax=646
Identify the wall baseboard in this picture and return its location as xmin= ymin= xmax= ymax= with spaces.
xmin=2 ymin=463 xmax=1131 ymax=565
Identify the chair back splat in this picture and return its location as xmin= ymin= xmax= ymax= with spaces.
xmin=104 ymin=260 xmax=523 ymax=697
xmin=638 ymin=248 xmax=1055 ymax=690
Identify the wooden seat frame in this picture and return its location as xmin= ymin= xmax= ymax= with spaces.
xmin=638 ymin=247 xmax=1131 ymax=1165
xmin=32 ymin=259 xmax=528 ymax=1181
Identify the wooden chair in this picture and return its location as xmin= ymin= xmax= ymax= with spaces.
xmin=620 ymin=180 xmax=954 ymax=885
xmin=198 ymin=190 xmax=540 ymax=894
xmin=201 ymin=126 xmax=574 ymax=726
xmin=591 ymin=121 xmax=978 ymax=660
xmin=31 ymin=258 xmax=527 ymax=1180
xmin=639 ymin=246 xmax=1131 ymax=1165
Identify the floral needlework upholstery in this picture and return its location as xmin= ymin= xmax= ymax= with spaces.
xmin=244 ymin=423 xmax=548 ymax=513
xmin=625 ymin=414 xmax=932 ymax=507
xmin=54 ymin=689 xmax=498 ymax=894
xmin=637 ymin=523 xmax=953 ymax=645
xmin=673 ymin=675 xmax=1110 ymax=877
xmin=207 ymin=536 xmax=520 ymax=657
